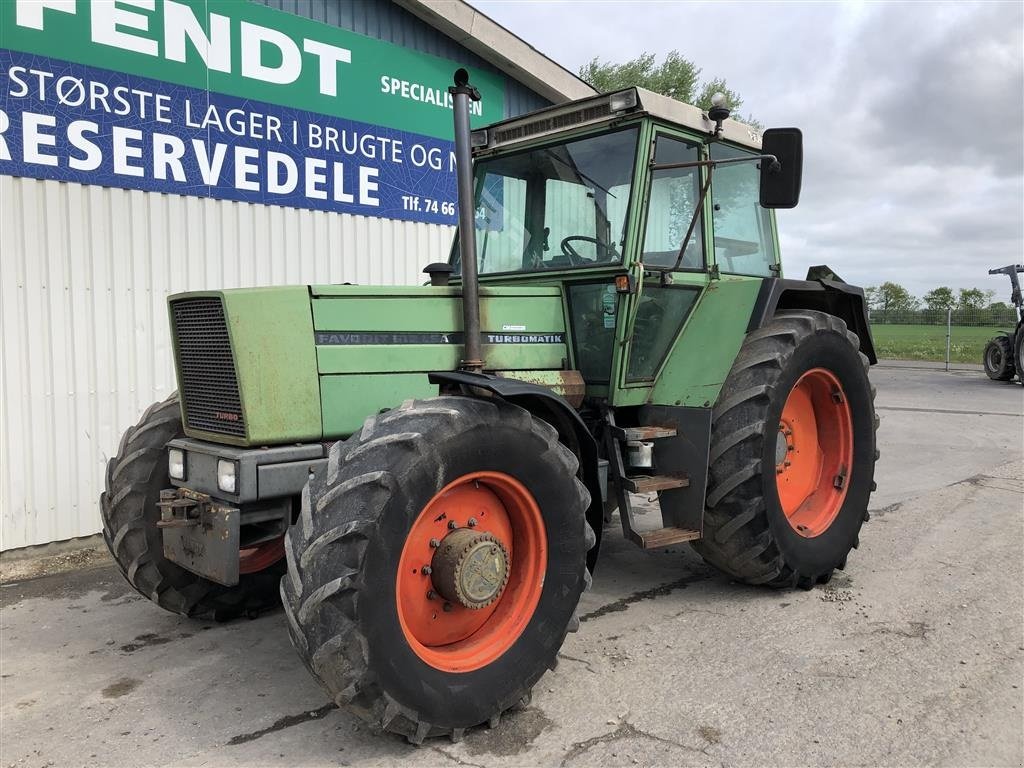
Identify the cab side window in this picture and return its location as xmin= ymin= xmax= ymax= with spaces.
xmin=642 ymin=136 xmax=703 ymax=270
xmin=710 ymin=144 xmax=778 ymax=276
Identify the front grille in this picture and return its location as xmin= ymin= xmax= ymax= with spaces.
xmin=170 ymin=297 xmax=246 ymax=438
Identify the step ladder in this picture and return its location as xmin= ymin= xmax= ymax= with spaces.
xmin=604 ymin=414 xmax=701 ymax=549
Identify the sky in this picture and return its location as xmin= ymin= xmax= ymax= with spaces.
xmin=473 ymin=0 xmax=1024 ymax=301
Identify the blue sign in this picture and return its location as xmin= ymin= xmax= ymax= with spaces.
xmin=0 ymin=49 xmax=461 ymax=225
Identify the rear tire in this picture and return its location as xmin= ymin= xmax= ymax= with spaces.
xmin=281 ymin=396 xmax=593 ymax=743
xmin=100 ymin=395 xmax=284 ymax=618
xmin=983 ymin=335 xmax=1015 ymax=381
xmin=693 ymin=311 xmax=878 ymax=588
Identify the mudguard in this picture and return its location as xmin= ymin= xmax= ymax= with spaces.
xmin=748 ymin=273 xmax=878 ymax=364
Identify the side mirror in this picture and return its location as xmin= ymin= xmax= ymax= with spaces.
xmin=760 ymin=128 xmax=803 ymax=209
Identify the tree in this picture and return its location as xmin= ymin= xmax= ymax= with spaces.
xmin=579 ymin=51 xmax=759 ymax=126
xmin=865 ymin=282 xmax=918 ymax=315
xmin=957 ymin=287 xmax=987 ymax=310
xmin=922 ymin=286 xmax=956 ymax=311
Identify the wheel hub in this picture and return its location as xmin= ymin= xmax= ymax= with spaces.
xmin=432 ymin=529 xmax=510 ymax=609
xmin=775 ymin=421 xmax=794 ymax=470
xmin=395 ymin=471 xmax=547 ymax=672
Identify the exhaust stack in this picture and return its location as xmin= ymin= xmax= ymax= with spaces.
xmin=449 ymin=68 xmax=483 ymax=372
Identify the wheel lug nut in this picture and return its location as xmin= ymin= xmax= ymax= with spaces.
xmin=443 ymin=602 xmax=453 ymax=612
xmin=784 ymin=460 xmax=791 ymax=467
xmin=421 ymin=565 xmax=432 ymax=576
xmin=448 ymin=520 xmax=458 ymax=530
xmin=467 ymin=517 xmax=477 ymax=528
xmin=426 ymin=590 xmax=436 ymax=600
xmin=429 ymin=538 xmax=440 ymax=548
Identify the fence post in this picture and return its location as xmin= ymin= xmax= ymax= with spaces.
xmin=945 ymin=308 xmax=952 ymax=371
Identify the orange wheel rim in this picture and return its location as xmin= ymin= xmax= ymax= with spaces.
xmin=238 ymin=536 xmax=285 ymax=574
xmin=775 ymin=368 xmax=854 ymax=538
xmin=396 ymin=471 xmax=547 ymax=673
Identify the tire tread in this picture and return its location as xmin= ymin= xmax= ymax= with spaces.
xmin=693 ymin=310 xmax=878 ymax=588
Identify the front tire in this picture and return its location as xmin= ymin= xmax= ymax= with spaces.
xmin=281 ymin=396 xmax=593 ymax=743
xmin=100 ymin=395 xmax=284 ymax=618
xmin=693 ymin=311 xmax=878 ymax=588
xmin=983 ymin=335 xmax=1015 ymax=381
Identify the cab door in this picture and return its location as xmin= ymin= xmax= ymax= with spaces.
xmin=612 ymin=129 xmax=709 ymax=406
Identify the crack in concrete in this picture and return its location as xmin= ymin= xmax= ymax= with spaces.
xmin=560 ymin=719 xmax=707 ymax=766
xmin=869 ymin=501 xmax=904 ymax=519
xmin=579 ymin=575 xmax=706 ymax=623
xmin=557 ymin=652 xmax=599 ymax=675
xmin=225 ymin=703 xmax=335 ymax=746
xmin=428 ymin=745 xmax=485 ymax=768
xmin=809 ymin=671 xmax=859 ymax=680
xmin=875 ymin=405 xmax=1023 ymax=417
xmin=871 ymin=620 xmax=931 ymax=640
xmin=954 ymin=474 xmax=1024 ymax=494
xmin=669 ymin=606 xmax=729 ymax=619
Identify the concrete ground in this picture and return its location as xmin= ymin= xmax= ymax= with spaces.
xmin=2 ymin=366 xmax=1022 ymax=767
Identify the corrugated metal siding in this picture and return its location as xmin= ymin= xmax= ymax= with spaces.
xmin=0 ymin=0 xmax=550 ymax=550
xmin=254 ymin=0 xmax=550 ymax=117
xmin=0 ymin=176 xmax=453 ymax=549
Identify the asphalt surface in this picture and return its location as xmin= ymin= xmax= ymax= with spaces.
xmin=2 ymin=366 xmax=1022 ymax=767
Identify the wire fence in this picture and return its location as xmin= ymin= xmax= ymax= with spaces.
xmin=869 ymin=307 xmax=1021 ymax=367
xmin=868 ymin=307 xmax=1019 ymax=327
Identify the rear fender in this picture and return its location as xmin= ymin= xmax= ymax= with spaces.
xmin=428 ymin=371 xmax=604 ymax=572
xmin=749 ymin=277 xmax=878 ymax=364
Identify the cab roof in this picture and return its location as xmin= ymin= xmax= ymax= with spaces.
xmin=474 ymin=87 xmax=763 ymax=154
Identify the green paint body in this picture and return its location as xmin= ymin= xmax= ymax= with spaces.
xmin=170 ymin=285 xmax=572 ymax=440
xmin=166 ymin=113 xmax=776 ymax=446
xmin=168 ymin=287 xmax=321 ymax=446
xmin=648 ymin=277 xmax=763 ymax=407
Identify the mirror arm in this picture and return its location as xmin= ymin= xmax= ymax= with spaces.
xmin=651 ymin=153 xmax=779 ymax=173
xmin=671 ymin=166 xmax=715 ymax=271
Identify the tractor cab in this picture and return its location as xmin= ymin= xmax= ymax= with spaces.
xmin=448 ymin=87 xmax=802 ymax=404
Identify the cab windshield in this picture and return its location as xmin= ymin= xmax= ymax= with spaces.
xmin=454 ymin=127 xmax=640 ymax=275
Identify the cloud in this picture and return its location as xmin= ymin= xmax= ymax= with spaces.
xmin=474 ymin=0 xmax=1024 ymax=298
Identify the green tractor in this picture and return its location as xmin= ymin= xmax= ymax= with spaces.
xmin=101 ymin=70 xmax=879 ymax=743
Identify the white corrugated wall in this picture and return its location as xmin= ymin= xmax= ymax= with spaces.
xmin=0 ymin=176 xmax=454 ymax=550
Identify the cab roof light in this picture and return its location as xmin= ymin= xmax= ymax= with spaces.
xmin=609 ymin=90 xmax=638 ymax=113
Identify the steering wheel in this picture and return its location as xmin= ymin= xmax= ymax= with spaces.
xmin=560 ymin=236 xmax=619 ymax=266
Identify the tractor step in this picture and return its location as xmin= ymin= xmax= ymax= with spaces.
xmin=622 ymin=474 xmax=689 ymax=493
xmin=602 ymin=410 xmax=701 ymax=550
xmin=609 ymin=425 xmax=677 ymax=441
xmin=639 ymin=527 xmax=701 ymax=549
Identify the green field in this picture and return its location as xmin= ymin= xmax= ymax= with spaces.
xmin=871 ymin=324 xmax=1010 ymax=363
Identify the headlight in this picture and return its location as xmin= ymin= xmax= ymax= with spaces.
xmin=217 ymin=459 xmax=237 ymax=494
xmin=168 ymin=449 xmax=185 ymax=480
